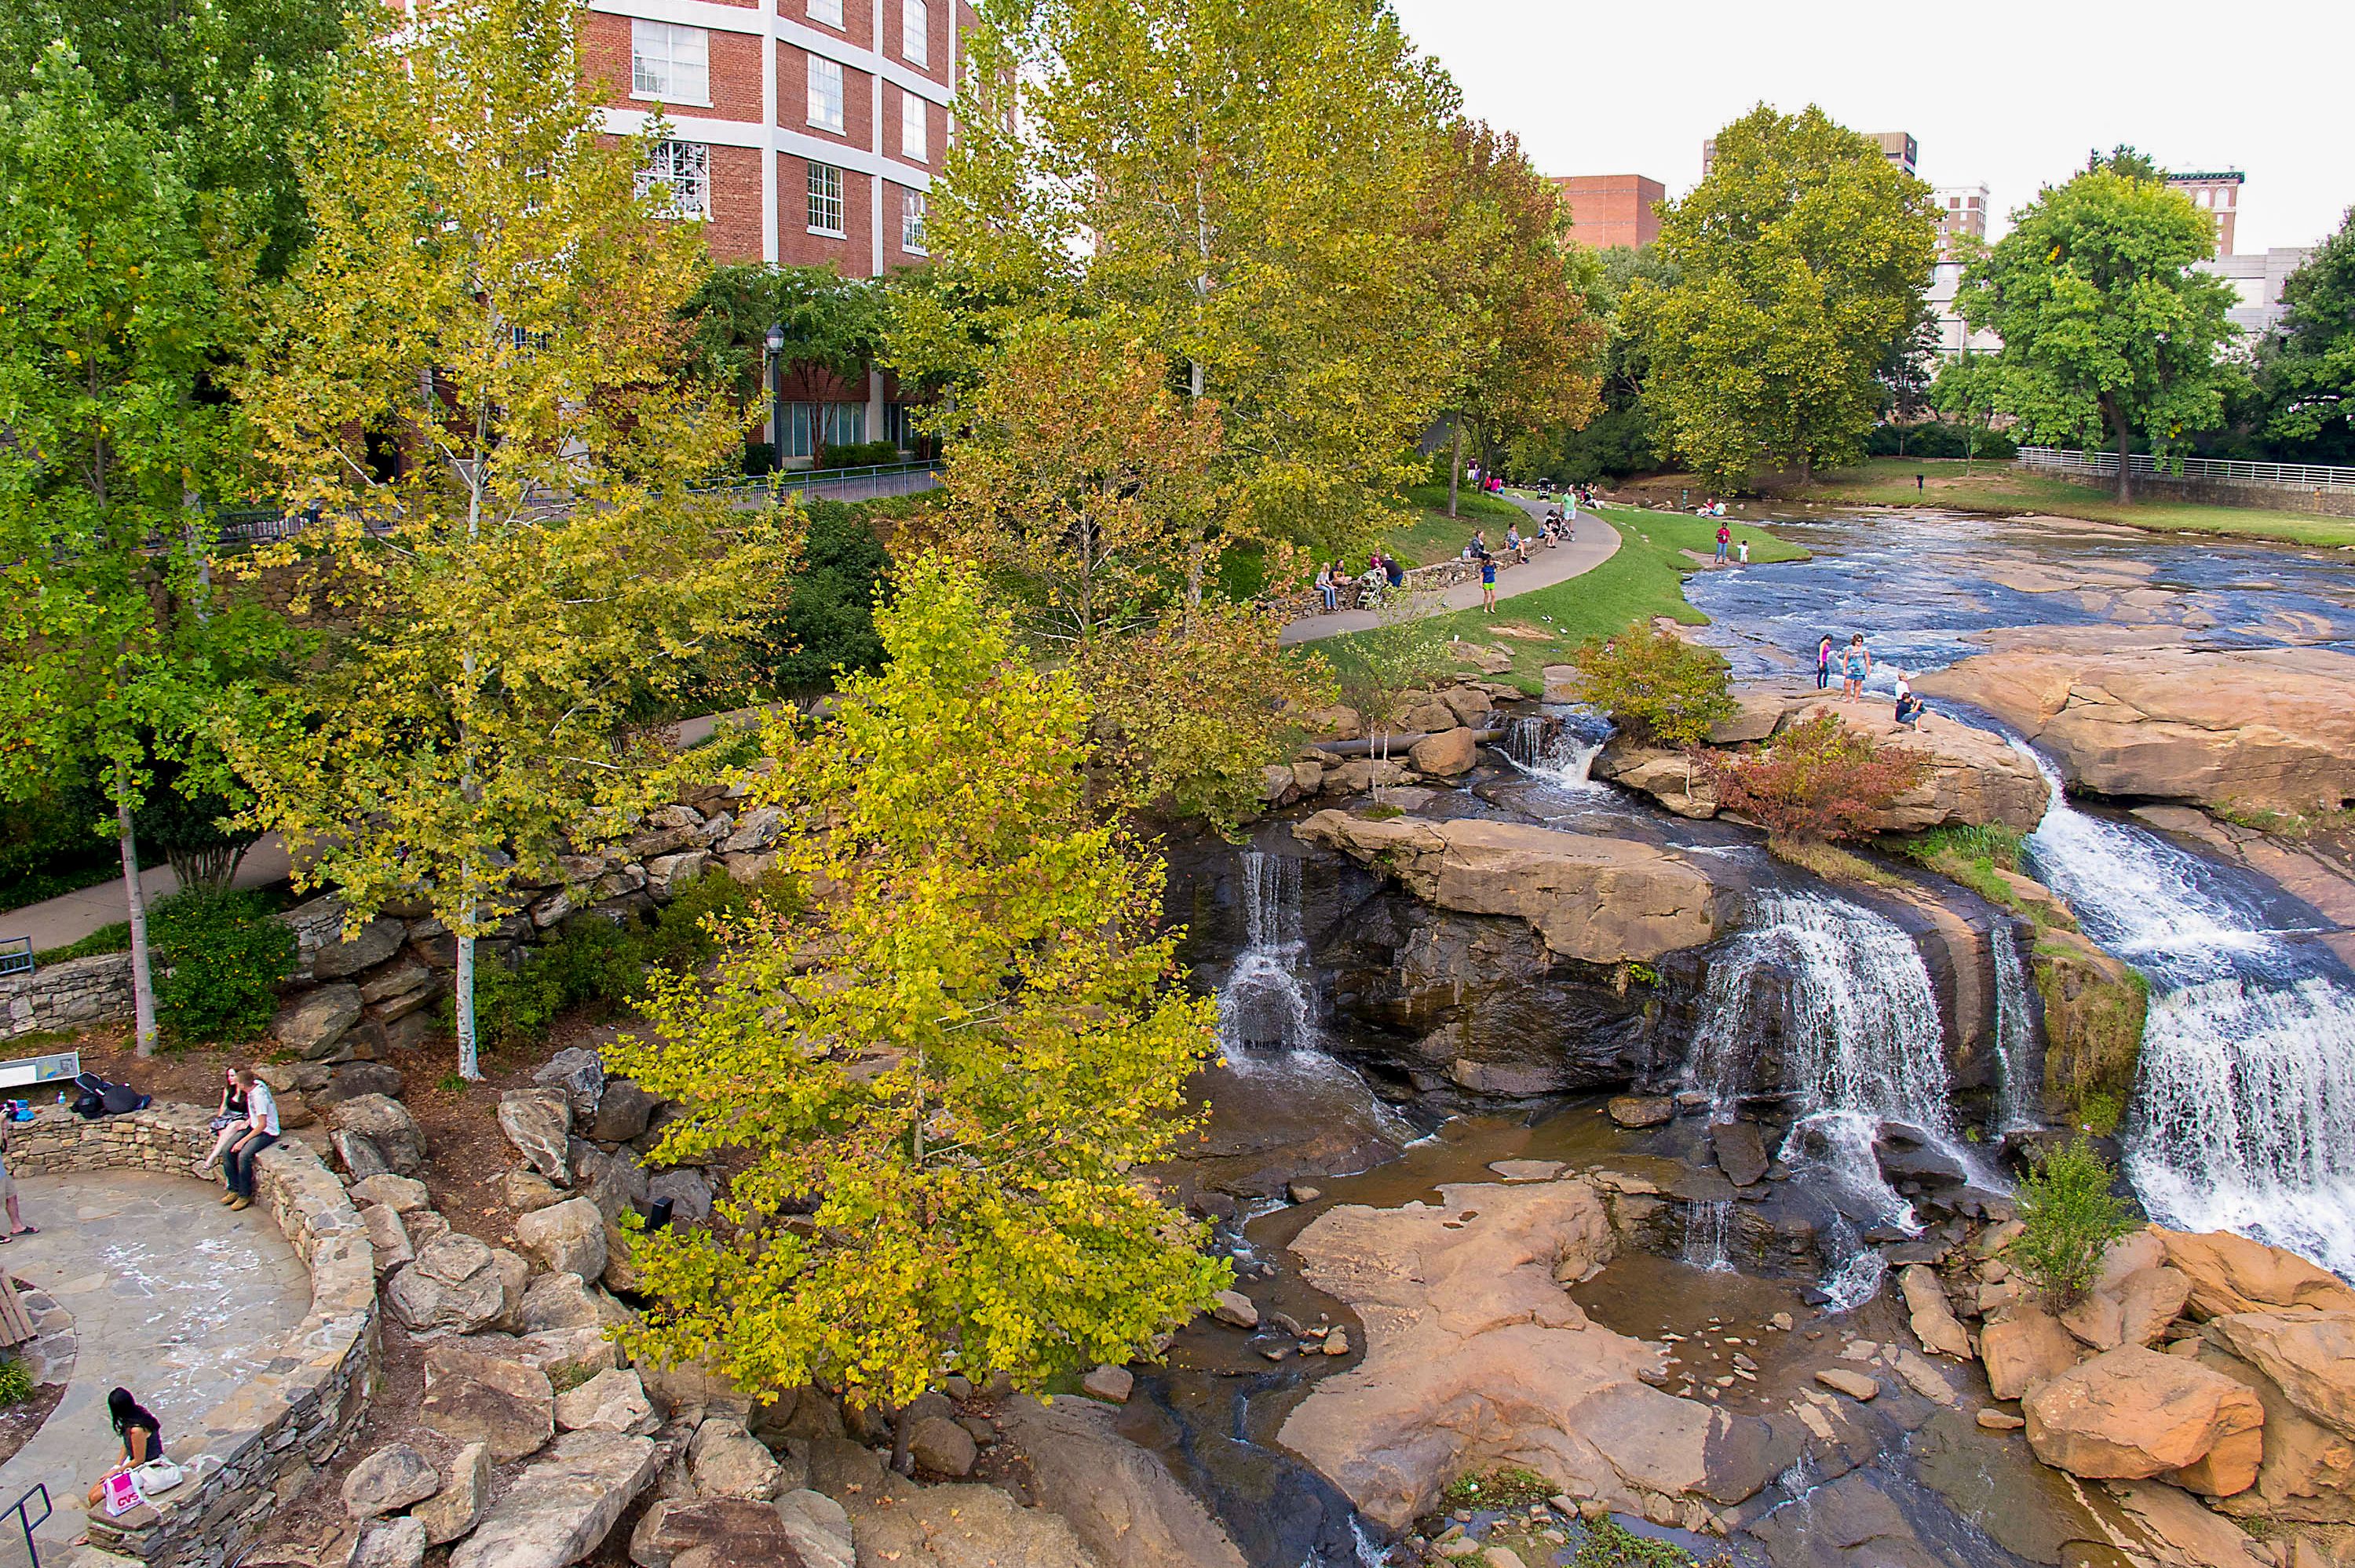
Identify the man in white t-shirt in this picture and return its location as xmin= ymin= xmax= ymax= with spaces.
xmin=223 ymin=1068 xmax=280 ymax=1212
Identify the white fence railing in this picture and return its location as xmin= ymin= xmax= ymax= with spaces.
xmin=2017 ymin=447 xmax=2355 ymax=494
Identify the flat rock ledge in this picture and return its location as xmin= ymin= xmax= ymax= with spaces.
xmin=1275 ymin=1176 xmax=1791 ymax=1532
xmin=1292 ymin=811 xmax=1736 ymax=965
xmin=15 ymin=1104 xmax=378 ymax=1568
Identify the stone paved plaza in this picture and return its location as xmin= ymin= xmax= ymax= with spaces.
xmin=0 ymin=1169 xmax=309 ymax=1559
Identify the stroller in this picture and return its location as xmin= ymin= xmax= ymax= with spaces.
xmin=71 ymin=1073 xmax=151 ymax=1119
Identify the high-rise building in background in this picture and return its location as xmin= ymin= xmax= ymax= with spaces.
xmin=1700 ymin=129 xmax=1914 ymax=181
xmin=1550 ymin=174 xmax=1665 ymax=250
xmin=2168 ymin=171 xmax=2310 ymax=337
xmin=586 ymin=0 xmax=976 ymax=458
xmin=1933 ymin=184 xmax=1988 ymax=262
xmin=2167 ymin=170 xmax=2244 ymax=258
xmin=1927 ymin=184 xmax=1999 ymax=359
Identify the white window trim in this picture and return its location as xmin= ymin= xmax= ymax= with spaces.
xmin=900 ymin=190 xmax=927 ymax=254
xmin=901 ymin=0 xmax=929 ymax=67
xmin=629 ymin=19 xmax=712 ymax=108
xmin=806 ymin=0 xmax=844 ymax=27
xmin=807 ymin=55 xmax=846 ymax=134
xmin=807 ymin=161 xmax=846 ymax=237
xmin=900 ymin=92 xmax=926 ymax=162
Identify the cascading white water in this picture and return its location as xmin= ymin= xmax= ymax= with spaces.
xmin=1502 ymin=714 xmax=1605 ymax=791
xmin=1685 ymin=890 xmax=1963 ymax=1255
xmin=1988 ymin=924 xmax=2039 ymax=1133
xmin=2014 ymin=741 xmax=2355 ymax=1278
xmin=1218 ymin=851 xmax=1317 ymax=1063
xmin=1680 ymin=1198 xmax=1735 ymax=1273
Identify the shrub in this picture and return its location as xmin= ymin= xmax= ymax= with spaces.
xmin=0 ymin=1358 xmax=34 ymax=1406
xmin=638 ymin=870 xmax=754 ymax=974
xmin=816 ymin=439 xmax=903 ymax=470
xmin=458 ymin=946 xmax=568 ymax=1052
xmin=1705 ymin=711 xmax=1926 ymax=843
xmin=1575 ymin=1517 xmax=1724 ymax=1568
xmin=151 ymin=888 xmax=295 ymax=1045
xmin=1440 ymin=1468 xmax=1555 ymax=1510
xmin=2011 ymin=1133 xmax=2139 ymax=1308
xmin=1568 ymin=624 xmax=1735 ymax=750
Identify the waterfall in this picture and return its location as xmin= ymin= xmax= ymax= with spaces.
xmin=1501 ymin=714 xmax=1605 ymax=791
xmin=1685 ymin=889 xmax=1962 ymax=1245
xmin=2014 ymin=742 xmax=2355 ymax=1279
xmin=1989 ymin=924 xmax=2039 ymax=1132
xmin=1218 ymin=851 xmax=1317 ymax=1062
xmin=1681 ymin=1198 xmax=1735 ymax=1273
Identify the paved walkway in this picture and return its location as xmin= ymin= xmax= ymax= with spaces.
xmin=0 ymin=1169 xmax=308 ymax=1556
xmin=0 ymin=837 xmax=293 ymax=957
xmin=1278 ymin=496 xmax=1621 ymax=644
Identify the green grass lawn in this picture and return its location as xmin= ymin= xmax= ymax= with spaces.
xmin=1322 ymin=505 xmax=1806 ymax=695
xmin=1791 ymin=458 xmax=2355 ymax=550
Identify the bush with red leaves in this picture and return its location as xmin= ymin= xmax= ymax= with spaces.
xmin=1705 ymin=710 xmax=1926 ymax=842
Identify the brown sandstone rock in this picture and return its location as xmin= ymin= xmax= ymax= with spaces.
xmin=1409 ymin=727 xmax=1480 ymax=778
xmin=2023 ymin=1344 xmax=2264 ymax=1486
xmin=2198 ymin=1347 xmax=2355 ymax=1523
xmin=999 ymin=1395 xmax=1244 ymax=1568
xmin=2210 ymin=1313 xmax=2355 ymax=1442
xmin=1900 ymin=1264 xmax=1973 ymax=1359
xmin=2160 ymin=1231 xmax=2355 ymax=1321
xmin=1292 ymin=811 xmax=1735 ymax=965
xmin=421 ymin=1343 xmax=557 ymax=1464
xmin=1981 ymin=1307 xmax=2084 ymax=1401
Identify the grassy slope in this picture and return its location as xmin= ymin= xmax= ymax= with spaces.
xmin=1794 ymin=458 xmax=2355 ymax=549
xmin=1322 ymin=504 xmax=1806 ymax=695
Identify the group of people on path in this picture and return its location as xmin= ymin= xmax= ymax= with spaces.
xmin=1313 ymin=550 xmax=1406 ymax=613
xmin=1815 ymin=633 xmax=1923 ymax=727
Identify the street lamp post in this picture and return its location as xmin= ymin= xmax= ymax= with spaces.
xmin=764 ymin=323 xmax=787 ymax=476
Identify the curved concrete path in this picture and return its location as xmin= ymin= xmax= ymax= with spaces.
xmin=0 ymin=1169 xmax=307 ymax=1555
xmin=1279 ymin=495 xmax=1621 ymax=644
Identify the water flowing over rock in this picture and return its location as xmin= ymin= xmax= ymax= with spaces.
xmin=1292 ymin=811 xmax=1736 ymax=964
xmin=1275 ymin=1177 xmax=1791 ymax=1530
xmin=1919 ymin=644 xmax=2355 ymax=811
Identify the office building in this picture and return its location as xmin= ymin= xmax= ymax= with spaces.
xmin=2167 ymin=171 xmax=2244 ymax=258
xmin=1550 ymin=174 xmax=1665 ymax=250
xmin=1933 ymin=184 xmax=1988 ymax=262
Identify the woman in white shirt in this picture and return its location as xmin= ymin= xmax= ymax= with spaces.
xmin=221 ymin=1069 xmax=279 ymax=1212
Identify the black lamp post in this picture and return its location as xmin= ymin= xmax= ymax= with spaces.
xmin=764 ymin=323 xmax=786 ymax=475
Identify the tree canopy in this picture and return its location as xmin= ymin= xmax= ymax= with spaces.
xmin=609 ymin=554 xmax=1229 ymax=1415
xmin=1624 ymin=104 xmax=1938 ymax=487
xmin=2250 ymin=208 xmax=2355 ymax=464
xmin=1958 ymin=166 xmax=2242 ymax=499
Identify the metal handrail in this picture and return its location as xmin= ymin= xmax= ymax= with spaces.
xmin=7 ymin=1481 xmax=51 ymax=1568
xmin=2017 ymin=447 xmax=2355 ymax=494
xmin=0 ymin=939 xmax=30 ymax=979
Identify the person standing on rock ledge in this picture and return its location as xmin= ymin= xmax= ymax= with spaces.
xmin=1816 ymin=635 xmax=1835 ymax=690
xmin=1841 ymin=633 xmax=1871 ymax=701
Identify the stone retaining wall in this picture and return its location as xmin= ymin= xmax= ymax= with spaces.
xmin=12 ymin=1106 xmax=378 ymax=1568
xmin=2130 ymin=472 xmax=2355 ymax=519
xmin=1 ymin=953 xmax=135 ymax=1043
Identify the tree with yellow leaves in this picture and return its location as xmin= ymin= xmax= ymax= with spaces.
xmin=608 ymin=555 xmax=1229 ymax=1457
xmin=233 ymin=0 xmax=793 ymax=1078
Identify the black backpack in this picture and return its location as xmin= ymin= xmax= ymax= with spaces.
xmin=71 ymin=1073 xmax=150 ymax=1119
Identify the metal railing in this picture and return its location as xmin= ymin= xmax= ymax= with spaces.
xmin=2017 ymin=447 xmax=2355 ymax=494
xmin=0 ymin=939 xmax=29 ymax=979
xmin=5 ymin=1482 xmax=50 ymax=1568
xmin=701 ymin=461 xmax=943 ymax=506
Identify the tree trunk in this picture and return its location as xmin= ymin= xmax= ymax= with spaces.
xmin=455 ymin=924 xmax=480 ymax=1081
xmin=2112 ymin=410 xmax=2134 ymax=503
xmin=117 ymin=786 xmax=158 ymax=1056
xmin=1448 ymin=423 xmax=1462 ymax=519
xmin=890 ymin=1405 xmax=915 ymax=1476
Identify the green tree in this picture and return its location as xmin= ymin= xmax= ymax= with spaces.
xmin=1434 ymin=120 xmax=1605 ymax=516
xmin=933 ymin=0 xmax=1469 ymax=574
xmin=1623 ymin=104 xmax=1938 ymax=487
xmin=1514 ymin=244 xmax=1674 ymax=484
xmin=1959 ymin=166 xmax=2242 ymax=500
xmin=608 ymin=555 xmax=1229 ymax=1450
xmin=234 ymin=0 xmax=793 ymax=1079
xmin=2251 ymin=208 xmax=2355 ymax=464
xmin=0 ymin=0 xmax=359 ymax=276
xmin=1930 ymin=349 xmax=2006 ymax=474
xmin=0 ymin=51 xmax=298 ymax=1053
xmin=2011 ymin=1134 xmax=2139 ymax=1308
xmin=678 ymin=263 xmax=889 ymax=461
xmin=1569 ymin=624 xmax=1734 ymax=750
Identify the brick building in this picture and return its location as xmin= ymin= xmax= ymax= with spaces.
xmin=584 ymin=0 xmax=977 ymax=454
xmin=2167 ymin=170 xmax=2244 ymax=258
xmin=1549 ymin=174 xmax=1664 ymax=250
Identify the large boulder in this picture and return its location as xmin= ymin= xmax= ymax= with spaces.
xmin=1900 ymin=1264 xmax=1973 ymax=1359
xmin=1292 ymin=811 xmax=1735 ymax=965
xmin=532 ymin=1047 xmax=606 ymax=1125
xmin=448 ymin=1431 xmax=660 ymax=1568
xmin=555 ymin=1368 xmax=659 ymax=1436
xmin=499 ymin=1088 xmax=574 ymax=1183
xmin=421 ymin=1343 xmax=557 ymax=1464
xmin=360 ymin=1204 xmax=414 ymax=1274
xmin=276 ymin=983 xmax=365 ymax=1059
xmin=315 ymin=917 xmax=410 ymax=980
xmin=907 ymin=1416 xmax=977 ymax=1479
xmin=352 ymin=1518 xmax=426 ymax=1568
xmin=834 ymin=1480 xmax=1096 ymax=1568
xmin=2062 ymin=1266 xmax=2196 ymax=1351
xmin=351 ymin=1173 xmax=431 ymax=1214
xmin=1916 ymin=645 xmax=2355 ymax=811
xmin=2022 ymin=1344 xmax=2264 ymax=1489
xmin=514 ymin=1197 xmax=608 ymax=1281
xmin=688 ymin=1417 xmax=781 ymax=1500
xmin=1981 ymin=1306 xmax=2084 ymax=1401
xmin=591 ymin=1080 xmax=659 ymax=1143
xmin=1408 ymin=727 xmax=1479 ymax=779
xmin=2211 ymin=1313 xmax=2355 ymax=1442
xmin=1274 ymin=1178 xmax=1791 ymax=1530
xmin=1594 ymin=683 xmax=2050 ymax=833
xmin=330 ymin=1093 xmax=425 ymax=1176
xmin=515 ymin=1271 xmax=609 ymax=1336
xmin=629 ymin=1498 xmax=831 ymax=1568
xmin=415 ymin=1442 xmax=493 ymax=1545
xmin=342 ymin=1443 xmax=440 ymax=1519
xmin=2160 ymin=1231 xmax=2355 ymax=1320
xmin=388 ymin=1234 xmax=516 ymax=1336
xmin=999 ymin=1395 xmax=1247 ymax=1568
xmin=2197 ymin=1347 xmax=2355 ymax=1524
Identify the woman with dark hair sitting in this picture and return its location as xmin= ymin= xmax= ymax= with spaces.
xmin=87 ymin=1387 xmax=164 ymax=1506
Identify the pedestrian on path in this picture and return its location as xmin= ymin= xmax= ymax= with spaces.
xmin=0 ymin=1114 xmax=36 ymax=1244
xmin=1481 ymin=553 xmax=1498 ymax=612
xmin=1841 ymin=634 xmax=1871 ymax=701
xmin=1714 ymin=522 xmax=1731 ymax=563
xmin=221 ymin=1067 xmax=279 ymax=1212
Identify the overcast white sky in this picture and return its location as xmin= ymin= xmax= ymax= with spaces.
xmin=1390 ymin=0 xmax=2355 ymax=253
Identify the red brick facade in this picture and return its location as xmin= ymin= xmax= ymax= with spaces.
xmin=1551 ymin=174 xmax=1666 ymax=251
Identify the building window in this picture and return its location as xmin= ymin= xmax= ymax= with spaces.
xmin=630 ymin=20 xmax=709 ymax=105
xmin=636 ymin=140 xmax=710 ymax=221
xmin=901 ymin=189 xmax=926 ymax=253
xmin=806 ymin=160 xmax=845 ymax=235
xmin=900 ymin=93 xmax=926 ymax=162
xmin=807 ymin=55 xmax=845 ymax=133
xmin=776 ymin=403 xmax=867 ymax=459
xmin=902 ymin=0 xmax=929 ymax=66
xmin=807 ymin=0 xmax=843 ymax=26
